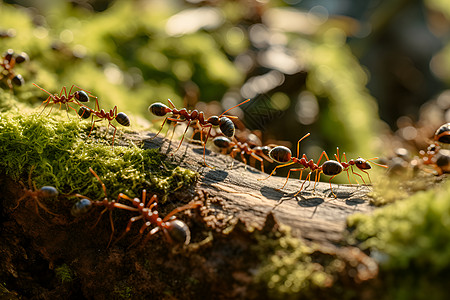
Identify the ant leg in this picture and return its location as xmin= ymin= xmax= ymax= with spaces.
xmin=258 ymin=161 xmax=296 ymax=181
xmin=295 ymin=172 xmax=312 ymax=196
xmin=106 ymin=211 xmax=115 ymax=248
xmin=112 ymin=214 xmax=144 ymax=247
xmin=89 ymin=167 xmax=107 ymax=197
xmin=149 ymin=117 xmax=168 ymax=140
xmin=173 ymin=120 xmax=191 ymax=152
xmin=328 ymin=174 xmax=338 ymax=198
xmin=295 ymin=133 xmax=311 ymax=159
xmin=277 ymin=168 xmax=304 ymax=191
xmin=109 ymin=123 xmax=118 ymax=148
xmin=240 ymin=151 xmax=248 ymax=170
xmin=250 ymin=152 xmax=264 ymax=173
xmin=316 ymin=151 xmax=330 ymax=165
xmin=162 ymin=201 xmax=202 ymax=222
xmin=200 ymin=125 xmax=215 ymax=169
xmin=230 ymin=148 xmax=240 ymax=169
xmin=218 ymin=98 xmax=251 ymax=117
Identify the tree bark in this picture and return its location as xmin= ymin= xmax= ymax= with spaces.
xmin=139 ymin=132 xmax=375 ymax=246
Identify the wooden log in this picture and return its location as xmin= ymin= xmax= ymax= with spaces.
xmin=133 ymin=131 xmax=375 ymax=246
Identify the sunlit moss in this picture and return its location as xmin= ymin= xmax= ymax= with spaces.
xmin=0 ymin=107 xmax=197 ymax=204
xmin=347 ymin=179 xmax=450 ymax=271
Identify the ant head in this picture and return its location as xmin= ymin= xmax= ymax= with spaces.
xmin=74 ymin=90 xmax=89 ymax=102
xmin=78 ymin=107 xmax=92 ymax=119
xmin=40 ymin=186 xmax=59 ymax=198
xmin=71 ymin=198 xmax=92 ymax=217
xmin=15 ymin=52 xmax=29 ymax=64
xmin=207 ymin=115 xmax=220 ymax=126
xmin=12 ymin=74 xmax=24 ymax=86
xmin=148 ymin=102 xmax=170 ymax=117
xmin=261 ymin=146 xmax=272 ymax=156
xmin=213 ymin=136 xmax=231 ymax=149
xmin=3 ymin=49 xmax=14 ymax=62
xmin=164 ymin=219 xmax=191 ymax=245
xmin=435 ymin=123 xmax=450 ymax=144
xmin=269 ymin=146 xmax=292 ymax=163
xmin=322 ymin=160 xmax=344 ymax=176
xmin=355 ymin=157 xmax=372 ymax=170
xmin=219 ymin=117 xmax=235 ymax=137
xmin=116 ymin=112 xmax=131 ymax=126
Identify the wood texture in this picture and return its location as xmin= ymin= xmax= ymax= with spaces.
xmin=134 ymin=131 xmax=375 ymax=246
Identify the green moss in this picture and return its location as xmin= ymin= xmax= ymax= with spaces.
xmin=348 ymin=180 xmax=450 ymax=271
xmin=55 ymin=264 xmax=75 ymax=284
xmin=113 ymin=282 xmax=133 ymax=299
xmin=253 ymin=227 xmax=333 ymax=299
xmin=0 ymin=107 xmax=197 ymax=204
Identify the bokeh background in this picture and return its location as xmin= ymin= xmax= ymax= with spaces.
xmin=2 ymin=0 xmax=450 ymax=176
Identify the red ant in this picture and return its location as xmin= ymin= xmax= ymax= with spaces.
xmin=33 ymin=83 xmax=95 ymax=117
xmin=12 ymin=165 xmax=59 ymax=219
xmin=213 ymin=136 xmax=273 ymax=172
xmin=148 ymin=98 xmax=250 ymax=167
xmin=1 ymin=49 xmax=28 ymax=89
xmin=77 ymin=105 xmax=130 ymax=148
xmin=259 ymin=133 xmax=387 ymax=197
xmin=71 ymin=167 xmax=201 ymax=247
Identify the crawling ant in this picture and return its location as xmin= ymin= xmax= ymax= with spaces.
xmin=148 ymin=98 xmax=250 ymax=167
xmin=71 ymin=168 xmax=201 ymax=247
xmin=33 ymin=83 xmax=96 ymax=117
xmin=259 ymin=133 xmax=387 ymax=197
xmin=71 ymin=167 xmax=138 ymax=247
xmin=213 ymin=136 xmax=273 ymax=172
xmin=77 ymin=105 xmax=130 ymax=148
xmin=12 ymin=166 xmax=59 ymax=218
xmin=1 ymin=49 xmax=28 ymax=89
xmin=111 ymin=191 xmax=202 ymax=247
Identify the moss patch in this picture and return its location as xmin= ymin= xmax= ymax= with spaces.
xmin=0 ymin=107 xmax=197 ymax=207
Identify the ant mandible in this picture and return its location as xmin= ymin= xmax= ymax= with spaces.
xmin=259 ymin=133 xmax=387 ymax=197
xmin=213 ymin=136 xmax=273 ymax=173
xmin=148 ymin=98 xmax=251 ymax=167
xmin=13 ymin=165 xmax=59 ymax=219
xmin=78 ymin=105 xmax=130 ymax=148
xmin=33 ymin=83 xmax=96 ymax=117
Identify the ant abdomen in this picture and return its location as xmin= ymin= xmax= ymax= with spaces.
xmin=269 ymin=146 xmax=292 ymax=163
xmin=71 ymin=198 xmax=92 ymax=217
xmin=321 ymin=160 xmax=344 ymax=176
xmin=165 ymin=219 xmax=191 ymax=245
xmin=12 ymin=74 xmax=24 ymax=86
xmin=149 ymin=102 xmax=170 ymax=117
xmin=213 ymin=136 xmax=231 ymax=149
xmin=78 ymin=107 xmax=92 ymax=119
xmin=219 ymin=117 xmax=235 ymax=137
xmin=116 ymin=112 xmax=131 ymax=127
xmin=74 ymin=90 xmax=90 ymax=102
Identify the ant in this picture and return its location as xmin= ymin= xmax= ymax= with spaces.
xmin=77 ymin=105 xmax=130 ymax=148
xmin=71 ymin=168 xmax=201 ymax=247
xmin=259 ymin=133 xmax=387 ymax=197
xmin=12 ymin=165 xmax=59 ymax=218
xmin=71 ymin=167 xmax=139 ymax=247
xmin=213 ymin=136 xmax=273 ymax=172
xmin=1 ymin=49 xmax=28 ymax=89
xmin=111 ymin=191 xmax=202 ymax=247
xmin=33 ymin=83 xmax=95 ymax=117
xmin=148 ymin=98 xmax=250 ymax=167
xmin=434 ymin=123 xmax=450 ymax=144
